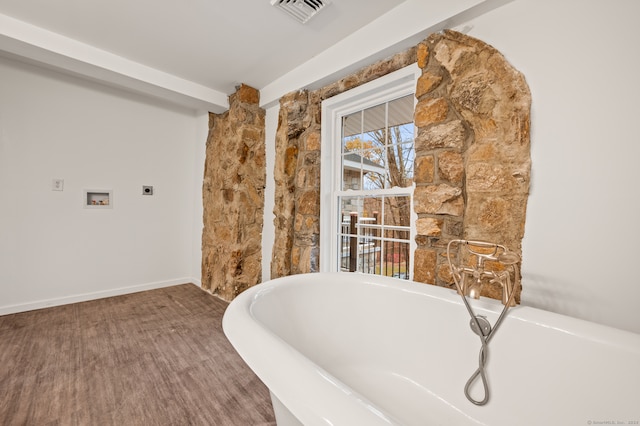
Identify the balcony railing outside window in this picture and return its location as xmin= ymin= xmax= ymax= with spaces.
xmin=340 ymin=212 xmax=410 ymax=279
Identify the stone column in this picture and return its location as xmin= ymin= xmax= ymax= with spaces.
xmin=270 ymin=49 xmax=417 ymax=278
xmin=412 ymin=30 xmax=531 ymax=302
xmin=201 ymin=84 xmax=266 ymax=300
xmin=271 ymin=90 xmax=310 ymax=278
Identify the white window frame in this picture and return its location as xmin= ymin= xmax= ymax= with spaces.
xmin=320 ymin=64 xmax=420 ymax=275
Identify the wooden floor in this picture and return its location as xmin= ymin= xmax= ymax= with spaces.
xmin=0 ymin=284 xmax=276 ymax=426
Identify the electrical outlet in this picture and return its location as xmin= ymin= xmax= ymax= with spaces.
xmin=52 ymin=179 xmax=64 ymax=191
xmin=142 ymin=186 xmax=153 ymax=195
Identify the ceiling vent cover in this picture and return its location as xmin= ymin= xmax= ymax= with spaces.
xmin=271 ymin=0 xmax=331 ymax=24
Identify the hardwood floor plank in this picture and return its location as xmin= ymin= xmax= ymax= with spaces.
xmin=0 ymin=284 xmax=276 ymax=426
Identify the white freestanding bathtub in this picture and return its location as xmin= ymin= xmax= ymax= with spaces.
xmin=222 ymin=272 xmax=640 ymax=426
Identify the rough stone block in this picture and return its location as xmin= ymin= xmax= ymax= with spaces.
xmin=296 ymin=169 xmax=307 ymax=189
xmin=297 ymin=246 xmax=311 ymax=274
xmin=450 ymin=74 xmax=497 ymax=115
xmin=416 ymin=217 xmax=443 ymax=237
xmin=305 ymin=131 xmax=321 ymax=151
xmin=438 ymin=151 xmax=464 ymax=184
xmin=291 ymin=246 xmax=300 ymax=270
xmin=413 ymin=248 xmax=437 ymax=284
xmin=464 ymin=194 xmax=527 ymax=241
xmin=415 ymin=72 xmax=442 ymax=99
xmin=414 ymin=97 xmax=448 ymax=128
xmin=444 ymin=218 xmax=463 ymax=238
xmin=414 ymin=155 xmax=435 ymax=184
xmin=297 ymin=190 xmax=319 ymax=215
xmin=433 ymin=37 xmax=475 ymax=75
xmin=416 ymin=120 xmax=466 ymax=152
xmin=284 ymin=146 xmax=298 ymax=177
xmin=466 ymin=141 xmax=497 ymax=162
xmin=417 ymin=42 xmax=429 ymax=69
xmin=437 ymin=262 xmax=455 ymax=286
xmin=414 ymin=234 xmax=429 ymax=246
xmin=242 ymin=128 xmax=262 ymax=146
xmin=233 ymin=84 xmax=260 ymax=104
xmin=466 ymin=162 xmax=526 ymax=193
xmin=469 ymin=118 xmax=499 ymax=143
xmin=414 ymin=184 xmax=464 ymax=216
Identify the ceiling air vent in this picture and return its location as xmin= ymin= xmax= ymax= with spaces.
xmin=271 ymin=0 xmax=331 ymax=24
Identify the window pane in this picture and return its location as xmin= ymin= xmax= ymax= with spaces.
xmin=340 ymin=194 xmax=359 ymax=214
xmin=342 ymin=110 xmax=364 ymax=190
xmin=362 ymin=103 xmax=387 ymax=137
xmin=383 ymin=195 xmax=411 ymax=227
xmin=382 ymin=195 xmax=411 ymax=279
xmin=388 ymin=95 xmax=414 ymax=132
xmin=342 ymin=154 xmax=362 ymax=190
xmin=338 ymin=196 xmax=359 ymax=272
xmin=343 ymin=135 xmax=365 ymax=154
xmin=342 ymin=95 xmax=415 ymax=191
xmin=362 ymin=104 xmax=387 ymax=189
xmin=342 ymin=111 xmax=362 ymax=152
xmin=334 ymin=87 xmax=415 ymax=280
xmin=396 ymin=142 xmax=415 ymax=182
xmin=361 ymin=146 xmax=385 ymax=190
xmin=387 ymin=95 xmax=414 ymax=189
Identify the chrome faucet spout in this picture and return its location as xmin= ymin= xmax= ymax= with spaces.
xmin=447 ymin=239 xmax=520 ymax=306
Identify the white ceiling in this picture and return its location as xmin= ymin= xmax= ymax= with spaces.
xmin=0 ymin=0 xmax=404 ymax=92
xmin=0 ymin=0 xmax=510 ymax=112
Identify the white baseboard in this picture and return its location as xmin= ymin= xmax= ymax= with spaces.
xmin=0 ymin=278 xmax=201 ymax=316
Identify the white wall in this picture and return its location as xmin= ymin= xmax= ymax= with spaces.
xmin=260 ymin=0 xmax=640 ymax=333
xmin=0 ymin=56 xmax=206 ymax=313
xmin=190 ymin=115 xmax=207 ymax=288
xmin=261 ymin=105 xmax=278 ymax=282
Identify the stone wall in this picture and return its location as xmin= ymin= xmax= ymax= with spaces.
xmin=271 ymin=49 xmax=418 ymax=278
xmin=412 ymin=30 xmax=531 ymax=301
xmin=201 ymin=85 xmax=266 ymax=300
xmin=203 ymin=31 xmax=531 ymax=304
xmin=270 ymin=90 xmax=318 ymax=278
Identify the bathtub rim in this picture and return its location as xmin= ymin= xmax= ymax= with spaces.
xmin=233 ymin=272 xmax=640 ymax=349
xmin=222 ymin=272 xmax=640 ymax=425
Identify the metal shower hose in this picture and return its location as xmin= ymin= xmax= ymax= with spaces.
xmin=446 ymin=240 xmax=519 ymax=406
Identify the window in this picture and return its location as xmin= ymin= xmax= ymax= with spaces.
xmin=320 ymin=65 xmax=419 ymax=278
